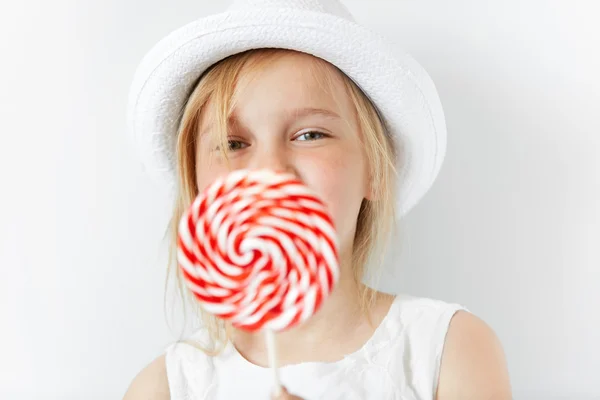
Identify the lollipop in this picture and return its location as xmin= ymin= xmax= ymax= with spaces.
xmin=177 ymin=168 xmax=340 ymax=333
xmin=177 ymin=169 xmax=340 ymax=393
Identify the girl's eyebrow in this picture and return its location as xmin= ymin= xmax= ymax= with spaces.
xmin=289 ymin=107 xmax=341 ymax=120
xmin=198 ymin=107 xmax=341 ymax=138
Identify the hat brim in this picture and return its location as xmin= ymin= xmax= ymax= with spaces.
xmin=127 ymin=7 xmax=446 ymax=216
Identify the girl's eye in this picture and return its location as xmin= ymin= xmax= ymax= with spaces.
xmin=227 ymin=140 xmax=248 ymax=151
xmin=295 ymin=131 xmax=326 ymax=141
xmin=215 ymin=139 xmax=248 ymax=152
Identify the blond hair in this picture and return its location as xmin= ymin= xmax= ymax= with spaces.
xmin=164 ymin=48 xmax=397 ymax=352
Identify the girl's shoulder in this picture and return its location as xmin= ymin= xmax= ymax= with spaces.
xmin=365 ymin=293 xmax=469 ymax=348
xmin=342 ymin=293 xmax=470 ymax=398
xmin=352 ymin=294 xmax=509 ymax=400
xmin=163 ymin=329 xmax=219 ymax=399
xmin=392 ymin=292 xmax=468 ymax=331
xmin=123 ymin=354 xmax=170 ymax=400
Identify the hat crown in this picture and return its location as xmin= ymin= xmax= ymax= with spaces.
xmin=228 ymin=0 xmax=355 ymax=21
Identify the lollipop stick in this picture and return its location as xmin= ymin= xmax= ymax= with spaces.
xmin=266 ymin=329 xmax=282 ymax=396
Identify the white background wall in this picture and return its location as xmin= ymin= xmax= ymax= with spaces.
xmin=1 ymin=0 xmax=598 ymax=399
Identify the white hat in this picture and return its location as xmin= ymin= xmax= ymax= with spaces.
xmin=127 ymin=0 xmax=447 ymax=216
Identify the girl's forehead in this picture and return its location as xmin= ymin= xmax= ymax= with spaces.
xmin=197 ymin=50 xmax=354 ymax=131
xmin=232 ymin=52 xmax=346 ymax=105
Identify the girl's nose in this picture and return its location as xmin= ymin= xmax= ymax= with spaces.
xmin=250 ymin=147 xmax=299 ymax=178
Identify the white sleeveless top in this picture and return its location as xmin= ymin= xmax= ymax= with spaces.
xmin=165 ymin=294 xmax=468 ymax=400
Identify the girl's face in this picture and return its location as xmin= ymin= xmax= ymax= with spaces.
xmin=195 ymin=51 xmax=369 ymax=262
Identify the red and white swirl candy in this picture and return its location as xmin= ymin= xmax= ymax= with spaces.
xmin=177 ymin=169 xmax=340 ymax=332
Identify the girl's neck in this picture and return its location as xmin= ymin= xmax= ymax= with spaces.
xmin=231 ymin=270 xmax=394 ymax=367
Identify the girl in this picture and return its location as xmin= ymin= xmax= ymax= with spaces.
xmin=124 ymin=1 xmax=511 ymax=399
